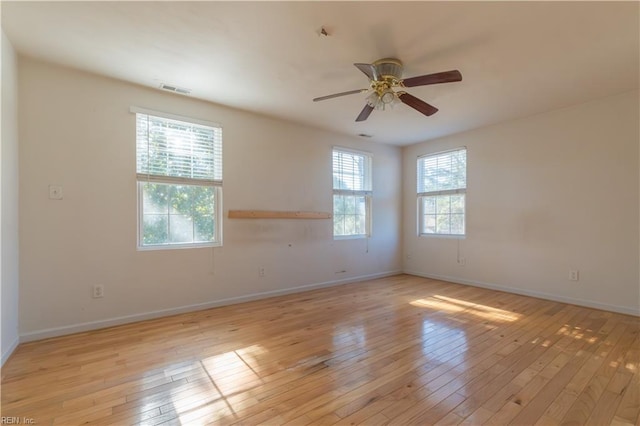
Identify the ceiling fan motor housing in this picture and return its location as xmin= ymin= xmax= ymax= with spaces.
xmin=372 ymin=58 xmax=404 ymax=82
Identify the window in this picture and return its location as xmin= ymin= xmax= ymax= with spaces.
xmin=417 ymin=148 xmax=466 ymax=236
xmin=332 ymin=148 xmax=372 ymax=238
xmin=134 ymin=107 xmax=223 ymax=249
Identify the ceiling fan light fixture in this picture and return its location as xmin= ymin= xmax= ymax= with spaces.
xmin=367 ymin=88 xmax=397 ymax=110
xmin=380 ymin=89 xmax=395 ymax=104
xmin=366 ymin=91 xmax=380 ymax=108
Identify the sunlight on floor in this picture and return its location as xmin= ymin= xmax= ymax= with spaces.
xmin=410 ymin=295 xmax=522 ymax=322
xmin=556 ymin=324 xmax=599 ymax=343
xmin=201 ymin=348 xmax=264 ymax=393
xmin=160 ymin=346 xmax=267 ymax=425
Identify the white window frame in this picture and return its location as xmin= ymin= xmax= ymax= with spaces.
xmin=417 ymin=147 xmax=467 ymax=237
xmin=332 ymin=147 xmax=372 ymax=240
xmin=133 ymin=107 xmax=223 ymax=250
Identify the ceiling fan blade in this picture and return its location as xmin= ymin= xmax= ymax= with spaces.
xmin=355 ymin=104 xmax=374 ymax=122
xmin=402 ymin=70 xmax=462 ymax=87
xmin=313 ymin=89 xmax=367 ymax=102
xmin=398 ymin=92 xmax=438 ymax=116
xmin=354 ymin=63 xmax=379 ymax=81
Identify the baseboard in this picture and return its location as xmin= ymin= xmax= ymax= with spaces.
xmin=1 ymin=336 xmax=20 ymax=366
xmin=20 ymin=270 xmax=402 ymax=343
xmin=404 ymin=270 xmax=640 ymax=317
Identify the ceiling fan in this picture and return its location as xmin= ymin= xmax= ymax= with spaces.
xmin=313 ymin=58 xmax=462 ymax=122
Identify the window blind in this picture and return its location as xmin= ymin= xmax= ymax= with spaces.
xmin=136 ymin=113 xmax=222 ymax=185
xmin=332 ymin=149 xmax=371 ymax=194
xmin=417 ymin=148 xmax=466 ymax=196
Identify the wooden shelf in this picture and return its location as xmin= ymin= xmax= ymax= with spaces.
xmin=228 ymin=210 xmax=331 ymax=219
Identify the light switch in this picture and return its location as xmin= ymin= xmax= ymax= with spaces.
xmin=49 ymin=185 xmax=63 ymax=200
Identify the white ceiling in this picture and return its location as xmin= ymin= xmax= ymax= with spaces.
xmin=2 ymin=1 xmax=638 ymax=146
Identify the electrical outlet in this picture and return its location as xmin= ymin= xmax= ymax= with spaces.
xmin=569 ymin=270 xmax=579 ymax=281
xmin=49 ymin=185 xmax=63 ymax=200
xmin=92 ymin=285 xmax=104 ymax=298
xmin=258 ymin=267 xmax=265 ymax=277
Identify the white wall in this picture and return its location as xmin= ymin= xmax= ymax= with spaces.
xmin=403 ymin=91 xmax=640 ymax=315
xmin=14 ymin=54 xmax=639 ymax=344
xmin=18 ymin=57 xmax=402 ymax=340
xmin=1 ymin=30 xmax=20 ymax=364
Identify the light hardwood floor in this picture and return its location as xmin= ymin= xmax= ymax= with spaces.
xmin=1 ymin=274 xmax=639 ymax=425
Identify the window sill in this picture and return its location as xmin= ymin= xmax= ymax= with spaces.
xmin=137 ymin=242 xmax=222 ymax=251
xmin=334 ymin=235 xmax=370 ymax=241
xmin=418 ymin=234 xmax=466 ymax=239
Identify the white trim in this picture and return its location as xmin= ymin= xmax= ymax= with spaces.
xmin=334 ymin=234 xmax=368 ymax=241
xmin=418 ymin=188 xmax=465 ymax=197
xmin=130 ymin=106 xmax=221 ymax=129
xmin=403 ymin=270 xmax=640 ymax=317
xmin=137 ymin=241 xmax=222 ymax=251
xmin=1 ymin=336 xmax=20 ymax=366
xmin=332 ymin=145 xmax=373 ymax=158
xmin=136 ymin=174 xmax=222 ymax=187
xmin=333 ymin=189 xmax=372 ymax=197
xmin=19 ymin=270 xmax=402 ymax=343
xmin=417 ymin=146 xmax=467 ymax=160
xmin=418 ymin=233 xmax=466 ymax=239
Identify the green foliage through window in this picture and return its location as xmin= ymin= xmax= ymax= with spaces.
xmin=134 ymin=109 xmax=222 ymax=248
xmin=332 ymin=148 xmax=372 ymax=238
xmin=141 ymin=183 xmax=216 ymax=245
xmin=418 ymin=148 xmax=466 ymax=236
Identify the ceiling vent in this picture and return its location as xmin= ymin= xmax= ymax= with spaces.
xmin=160 ymin=83 xmax=191 ymax=95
